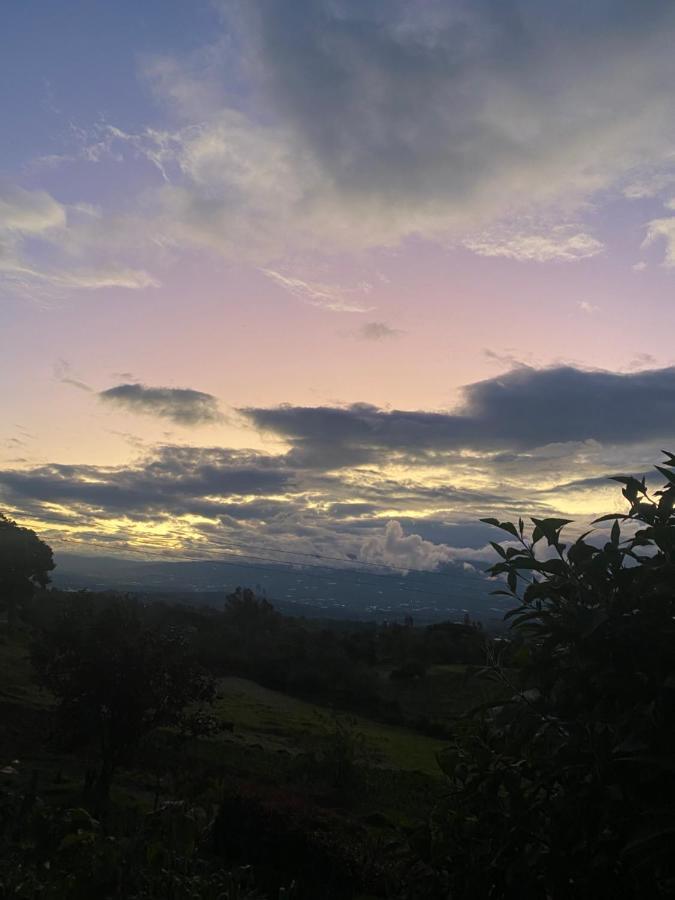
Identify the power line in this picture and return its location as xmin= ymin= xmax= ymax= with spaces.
xmin=195 ymin=533 xmax=487 ymax=580
xmin=54 ymin=525 xmax=492 ymax=582
xmin=56 ymin=535 xmax=493 ymax=602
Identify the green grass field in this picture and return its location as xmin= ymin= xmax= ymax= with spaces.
xmin=212 ymin=676 xmax=447 ymax=776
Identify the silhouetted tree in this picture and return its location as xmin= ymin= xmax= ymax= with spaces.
xmin=31 ymin=595 xmax=215 ymax=806
xmin=0 ymin=513 xmax=54 ymax=633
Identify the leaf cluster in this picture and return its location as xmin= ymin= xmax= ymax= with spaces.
xmin=432 ymin=452 xmax=675 ymax=898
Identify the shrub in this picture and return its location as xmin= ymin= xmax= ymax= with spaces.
xmin=430 ymin=452 xmax=675 ymax=898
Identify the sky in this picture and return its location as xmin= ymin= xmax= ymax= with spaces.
xmin=2 ymin=0 xmax=675 ymax=576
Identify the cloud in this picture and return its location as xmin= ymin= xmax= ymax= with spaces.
xmin=578 ymin=300 xmax=600 ymax=314
xmin=45 ymin=267 xmax=159 ymax=290
xmin=262 ymin=269 xmax=373 ymax=312
xmin=0 ymin=261 xmax=159 ymax=292
xmin=46 ymin=1 xmax=674 ymax=266
xmin=0 ymin=438 xmax=525 ymax=567
xmin=0 ymin=445 xmax=293 ymax=518
xmin=99 ymin=383 xmax=224 ymax=425
xmin=643 ymin=203 xmax=675 ymax=265
xmin=8 ymin=362 xmax=652 ymax=562
xmin=242 ymin=365 xmax=675 ymax=465
xmin=208 ymin=1 xmax=675 ymax=251
xmin=627 ymin=352 xmax=657 ymax=371
xmin=355 ymin=321 xmax=403 ymax=341
xmin=53 ymin=360 xmax=92 ymax=393
xmin=359 ymin=520 xmax=458 ymax=572
xmin=0 ymin=184 xmax=159 ymax=298
xmin=19 ymin=1 xmax=675 ymax=275
xmin=463 ymin=224 xmax=603 ymax=263
xmin=0 ymin=185 xmax=66 ymax=234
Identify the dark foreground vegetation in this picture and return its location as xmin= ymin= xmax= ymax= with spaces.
xmin=1 ymin=452 xmax=675 ymax=898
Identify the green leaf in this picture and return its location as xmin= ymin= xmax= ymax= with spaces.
xmin=481 ymin=517 xmax=519 ymax=538
xmin=611 ymin=520 xmax=620 ymax=546
xmin=540 ymin=559 xmax=567 ymax=576
xmin=592 ymin=513 xmax=629 ymax=524
xmin=655 ymin=465 xmax=675 ymax=485
xmin=530 ymin=517 xmax=572 ymax=547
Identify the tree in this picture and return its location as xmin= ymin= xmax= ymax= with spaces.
xmin=31 ymin=595 xmax=216 ymax=806
xmin=432 ymin=451 xmax=675 ymax=898
xmin=223 ymin=586 xmax=281 ymax=659
xmin=0 ymin=514 xmax=54 ymax=633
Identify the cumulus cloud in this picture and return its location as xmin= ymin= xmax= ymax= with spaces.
xmin=359 ymin=521 xmax=458 ymax=572
xmin=99 ymin=383 xmax=224 ymax=425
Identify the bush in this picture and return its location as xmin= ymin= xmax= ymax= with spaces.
xmin=430 ymin=452 xmax=675 ymax=899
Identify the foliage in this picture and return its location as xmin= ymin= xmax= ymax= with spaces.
xmin=30 ymin=595 xmax=216 ymax=802
xmin=0 ymin=775 xmax=277 ymax=899
xmin=0 ymin=513 xmax=54 ymax=631
xmin=213 ymin=784 xmax=381 ymax=899
xmin=430 ymin=452 xmax=675 ymax=898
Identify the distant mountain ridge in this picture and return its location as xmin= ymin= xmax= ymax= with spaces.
xmin=52 ymin=552 xmax=507 ymax=625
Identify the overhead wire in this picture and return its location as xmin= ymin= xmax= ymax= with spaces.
xmin=56 ymin=533 xmax=495 ymax=602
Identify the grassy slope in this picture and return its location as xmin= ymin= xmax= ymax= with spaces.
xmin=212 ymin=676 xmax=446 ymax=777
xmin=0 ymin=633 xmax=51 ymax=708
xmin=0 ymin=636 xmax=497 ymax=783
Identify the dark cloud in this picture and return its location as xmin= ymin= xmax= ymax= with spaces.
xmin=242 ymin=366 xmax=675 ymax=466
xmin=8 ymin=364 xmax=675 ymax=566
xmin=231 ymin=0 xmax=675 ymax=228
xmin=99 ymin=383 xmax=223 ymax=425
xmin=0 ymin=436 xmax=528 ymax=565
xmin=0 ymin=447 xmax=294 ymax=519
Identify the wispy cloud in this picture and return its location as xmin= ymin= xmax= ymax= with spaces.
xmin=0 ymin=185 xmax=66 ymax=233
xmin=262 ymin=269 xmax=374 ymax=313
xmin=0 ymin=184 xmax=159 ymax=299
xmin=463 ymin=224 xmax=603 ymax=263
xmin=643 ymin=202 xmax=675 ymax=266
xmin=53 ymin=360 xmax=92 ymax=393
